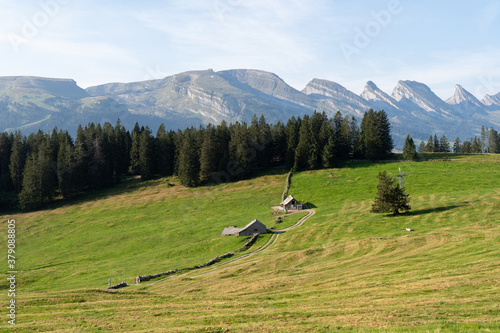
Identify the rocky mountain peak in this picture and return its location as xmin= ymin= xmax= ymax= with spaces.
xmin=446 ymin=84 xmax=482 ymax=106
xmin=360 ymin=81 xmax=399 ymax=110
xmin=391 ymin=80 xmax=450 ymax=115
xmin=481 ymin=93 xmax=500 ymax=107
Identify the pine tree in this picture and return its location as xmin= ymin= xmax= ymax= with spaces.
xmin=285 ymin=116 xmax=300 ymax=168
xmin=481 ymin=126 xmax=489 ymax=153
xmin=228 ymin=122 xmax=251 ymax=179
xmin=129 ymin=123 xmax=141 ymax=174
xmin=73 ymin=125 xmax=90 ymax=192
xmin=0 ymin=133 xmax=13 ymax=190
xmin=18 ymin=153 xmax=42 ymax=210
xmin=439 ymin=135 xmax=450 ymax=152
xmin=258 ymin=115 xmax=273 ymax=169
xmin=177 ymin=129 xmax=200 ymax=186
xmin=488 ymin=128 xmax=499 ymax=153
xmin=371 ymin=171 xmax=411 ymax=216
xmin=333 ymin=111 xmax=350 ymax=160
xmin=402 ymin=135 xmax=417 ymax=160
xmin=199 ymin=124 xmax=218 ymax=181
xmin=271 ymin=121 xmax=286 ymax=165
xmin=349 ymin=116 xmax=363 ymax=159
xmin=418 ymin=141 xmax=426 ymax=153
xmin=112 ymin=119 xmax=130 ymax=180
xmin=453 ymin=137 xmax=461 ymax=153
xmin=214 ymin=120 xmax=230 ymax=173
xmin=294 ymin=115 xmax=314 ymax=170
xmin=360 ymin=109 xmax=393 ymax=160
xmin=19 ymin=141 xmax=57 ymax=210
xmin=156 ymin=124 xmax=175 ymax=176
xmin=425 ymin=135 xmax=434 ymax=152
xmin=139 ymin=126 xmax=156 ymax=180
xmin=433 ymin=134 xmax=440 ymax=153
xmin=9 ymin=132 xmax=27 ymax=193
xmin=57 ymin=133 xmax=76 ymax=199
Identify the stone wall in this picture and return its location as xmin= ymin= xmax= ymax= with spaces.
xmin=282 ymin=170 xmax=293 ymax=202
xmin=107 ymin=281 xmax=127 ymax=290
xmin=135 ymin=252 xmax=234 ymax=284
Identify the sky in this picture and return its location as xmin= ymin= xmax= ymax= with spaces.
xmin=1 ymin=0 xmax=500 ymax=100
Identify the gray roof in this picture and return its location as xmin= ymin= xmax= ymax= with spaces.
xmin=239 ymin=219 xmax=266 ymax=233
xmin=282 ymin=195 xmax=299 ymax=206
xmin=221 ymin=227 xmax=242 ymax=236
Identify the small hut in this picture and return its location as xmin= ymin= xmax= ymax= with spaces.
xmin=221 ymin=219 xmax=267 ymax=236
xmin=280 ymin=195 xmax=303 ymax=211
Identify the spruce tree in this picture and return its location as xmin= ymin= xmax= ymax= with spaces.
xmin=18 ymin=153 xmax=42 ymax=210
xmin=228 ymin=122 xmax=251 ymax=179
xmin=285 ymin=116 xmax=300 ymax=168
xmin=215 ymin=120 xmax=230 ymax=172
xmin=258 ymin=115 xmax=273 ymax=169
xmin=294 ymin=115 xmax=313 ymax=170
xmin=271 ymin=121 xmax=286 ymax=165
xmin=360 ymin=109 xmax=393 ymax=160
xmin=488 ymin=128 xmax=499 ymax=153
xmin=177 ymin=129 xmax=200 ymax=186
xmin=0 ymin=133 xmax=13 ymax=190
xmin=453 ymin=137 xmax=461 ymax=153
xmin=402 ymin=135 xmax=417 ymax=160
xmin=9 ymin=132 xmax=27 ymax=193
xmin=350 ymin=117 xmax=363 ymax=159
xmin=371 ymin=171 xmax=411 ymax=216
xmin=425 ymin=135 xmax=434 ymax=152
xmin=199 ymin=124 xmax=218 ymax=181
xmin=439 ymin=135 xmax=450 ymax=152
xmin=129 ymin=123 xmax=141 ymax=174
xmin=57 ymin=133 xmax=76 ymax=199
xmin=139 ymin=127 xmax=156 ymax=180
xmin=418 ymin=141 xmax=426 ymax=153
xmin=433 ymin=134 xmax=440 ymax=153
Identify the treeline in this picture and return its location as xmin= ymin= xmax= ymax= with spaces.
xmin=0 ymin=110 xmax=393 ymax=210
xmin=417 ymin=126 xmax=500 ymax=154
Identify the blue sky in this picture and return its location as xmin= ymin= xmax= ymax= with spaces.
xmin=1 ymin=0 xmax=500 ymax=100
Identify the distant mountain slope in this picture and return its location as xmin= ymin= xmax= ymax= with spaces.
xmin=1 ymin=70 xmax=499 ymax=148
xmin=86 ymin=69 xmax=313 ymax=125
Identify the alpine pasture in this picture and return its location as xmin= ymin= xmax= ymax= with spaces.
xmin=1 ymin=154 xmax=499 ymax=332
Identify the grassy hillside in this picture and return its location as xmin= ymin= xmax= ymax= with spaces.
xmin=1 ymin=154 xmax=499 ymax=332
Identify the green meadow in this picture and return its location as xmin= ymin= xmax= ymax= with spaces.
xmin=1 ymin=154 xmax=499 ymax=332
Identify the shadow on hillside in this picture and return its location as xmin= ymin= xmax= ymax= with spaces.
xmin=304 ymin=202 xmax=317 ymax=209
xmin=407 ymin=205 xmax=462 ymax=216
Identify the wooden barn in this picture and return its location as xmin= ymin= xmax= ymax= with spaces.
xmin=221 ymin=219 xmax=267 ymax=236
xmin=280 ymin=195 xmax=304 ymax=211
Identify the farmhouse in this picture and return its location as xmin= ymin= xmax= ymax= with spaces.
xmin=221 ymin=219 xmax=267 ymax=236
xmin=280 ymin=195 xmax=304 ymax=211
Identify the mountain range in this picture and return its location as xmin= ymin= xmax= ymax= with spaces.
xmin=1 ymin=69 xmax=500 ymax=148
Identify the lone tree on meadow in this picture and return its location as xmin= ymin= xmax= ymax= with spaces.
xmin=402 ymin=135 xmax=417 ymax=160
xmin=371 ymin=171 xmax=411 ymax=216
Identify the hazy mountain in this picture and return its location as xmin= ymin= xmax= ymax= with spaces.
xmin=446 ymin=84 xmax=488 ymax=117
xmin=482 ymin=92 xmax=500 ymax=108
xmin=391 ymin=80 xmax=455 ymax=118
xmin=302 ymin=78 xmax=371 ymax=117
xmin=1 ymin=70 xmax=499 ymax=149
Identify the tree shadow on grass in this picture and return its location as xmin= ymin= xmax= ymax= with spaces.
xmin=406 ymin=205 xmax=463 ymax=216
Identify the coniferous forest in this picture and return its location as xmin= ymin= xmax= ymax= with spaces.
xmin=0 ymin=109 xmax=497 ymax=211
